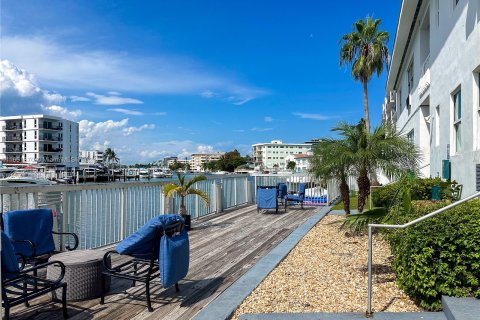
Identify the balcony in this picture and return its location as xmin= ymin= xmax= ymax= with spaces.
xmin=41 ymin=124 xmax=63 ymax=131
xmin=2 ymin=136 xmax=22 ymax=142
xmin=39 ymin=136 xmax=62 ymax=142
xmin=42 ymin=148 xmax=63 ymax=153
xmin=4 ymin=148 xmax=22 ymax=153
xmin=37 ymin=157 xmax=63 ymax=163
xmin=2 ymin=125 xmax=23 ymax=131
xmin=418 ymin=55 xmax=431 ymax=99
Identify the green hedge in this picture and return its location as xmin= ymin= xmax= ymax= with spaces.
xmin=386 ymin=200 xmax=480 ymax=310
xmin=372 ymin=178 xmax=457 ymax=210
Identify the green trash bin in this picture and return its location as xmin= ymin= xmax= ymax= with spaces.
xmin=431 ymin=186 xmax=442 ymax=201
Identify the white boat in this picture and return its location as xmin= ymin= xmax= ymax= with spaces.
xmin=0 ymin=170 xmax=55 ymax=185
xmin=152 ymin=168 xmax=165 ymax=178
xmin=139 ymin=169 xmax=150 ymax=179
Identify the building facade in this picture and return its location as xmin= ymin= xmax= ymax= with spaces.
xmin=252 ymin=140 xmax=312 ymax=171
xmin=190 ymin=152 xmax=225 ymax=172
xmin=79 ymin=150 xmax=104 ymax=165
xmin=0 ymin=115 xmax=79 ymax=169
xmin=382 ymin=0 xmax=480 ymax=196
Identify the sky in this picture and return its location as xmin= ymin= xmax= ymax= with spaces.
xmin=0 ymin=0 xmax=401 ymax=164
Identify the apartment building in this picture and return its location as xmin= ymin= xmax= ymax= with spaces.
xmin=382 ymin=0 xmax=480 ymax=196
xmin=79 ymin=150 xmax=104 ymax=165
xmin=252 ymin=140 xmax=312 ymax=171
xmin=0 ymin=115 xmax=80 ymax=169
xmin=190 ymin=152 xmax=225 ymax=172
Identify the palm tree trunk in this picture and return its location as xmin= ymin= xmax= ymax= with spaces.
xmin=357 ymin=169 xmax=370 ymax=213
xmin=179 ymin=196 xmax=187 ymax=216
xmin=363 ymin=81 xmax=370 ymax=133
xmin=340 ymin=178 xmax=350 ymax=215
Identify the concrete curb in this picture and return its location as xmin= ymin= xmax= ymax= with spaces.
xmin=192 ymin=205 xmax=332 ymax=320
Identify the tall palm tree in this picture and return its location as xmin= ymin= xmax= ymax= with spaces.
xmin=340 ymin=17 xmax=389 ymax=133
xmin=162 ymin=172 xmax=209 ymax=217
xmin=310 ymin=138 xmax=352 ymax=214
xmin=104 ymin=147 xmax=119 ymax=167
xmin=333 ymin=120 xmax=421 ymax=212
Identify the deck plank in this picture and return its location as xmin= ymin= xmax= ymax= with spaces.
xmin=8 ymin=205 xmax=319 ymax=320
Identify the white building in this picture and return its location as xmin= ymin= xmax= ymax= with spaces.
xmin=190 ymin=152 xmax=225 ymax=172
xmin=79 ymin=150 xmax=104 ymax=165
xmin=382 ymin=0 xmax=480 ymax=197
xmin=0 ymin=114 xmax=79 ymax=169
xmin=252 ymin=140 xmax=312 ymax=171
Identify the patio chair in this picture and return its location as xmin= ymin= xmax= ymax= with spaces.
xmin=277 ymin=183 xmax=288 ymax=205
xmin=100 ymin=214 xmax=189 ymax=312
xmin=1 ymin=208 xmax=79 ymax=266
xmin=285 ymin=183 xmax=306 ymax=210
xmin=1 ymin=231 xmax=68 ymax=320
xmin=257 ymin=186 xmax=285 ymax=214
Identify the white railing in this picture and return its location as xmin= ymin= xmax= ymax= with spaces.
xmin=0 ymin=175 xmax=250 ymax=250
xmin=366 ymin=191 xmax=480 ymax=315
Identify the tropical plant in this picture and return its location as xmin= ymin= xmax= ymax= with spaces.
xmin=104 ymin=147 xmax=119 ymax=167
xmin=162 ymin=172 xmax=209 ymax=217
xmin=286 ymin=161 xmax=296 ymax=171
xmin=217 ymin=150 xmax=247 ymax=172
xmin=310 ymin=137 xmax=352 ymax=214
xmin=340 ymin=17 xmax=389 ymax=133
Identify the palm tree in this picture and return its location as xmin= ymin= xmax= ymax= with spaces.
xmin=310 ymin=138 xmax=352 ymax=214
xmin=162 ymin=172 xmax=209 ymax=217
xmin=104 ymin=147 xmax=119 ymax=167
xmin=340 ymin=17 xmax=389 ymax=133
xmin=332 ymin=120 xmax=421 ymax=212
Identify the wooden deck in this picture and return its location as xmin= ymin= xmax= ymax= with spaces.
xmin=8 ymin=205 xmax=319 ymax=320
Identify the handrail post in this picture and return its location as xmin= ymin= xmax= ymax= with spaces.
xmin=367 ymin=225 xmax=373 ymax=316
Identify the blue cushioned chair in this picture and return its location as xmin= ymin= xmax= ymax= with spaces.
xmin=1 ymin=231 xmax=68 ymax=320
xmin=277 ymin=183 xmax=288 ymax=205
xmin=257 ymin=186 xmax=286 ymax=214
xmin=285 ymin=183 xmax=306 ymax=210
xmin=100 ymin=214 xmax=188 ymax=312
xmin=2 ymin=208 xmax=79 ymax=264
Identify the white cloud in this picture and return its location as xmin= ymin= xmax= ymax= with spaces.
xmin=2 ymin=36 xmax=267 ymax=104
xmin=86 ymin=92 xmax=143 ymax=105
xmin=79 ymin=118 xmax=129 ymax=146
xmin=107 ymin=91 xmax=121 ymax=96
xmin=292 ymin=112 xmax=332 ymax=120
xmin=264 ymin=116 xmax=273 ymax=122
xmin=108 ymin=108 xmax=144 ymax=116
xmin=251 ymin=127 xmax=273 ymax=132
xmin=41 ymin=105 xmax=82 ymax=120
xmin=122 ymin=124 xmax=155 ymax=136
xmin=152 ymin=112 xmax=167 ymax=116
xmin=0 ymin=59 xmax=65 ymax=115
xmin=201 ymin=90 xmax=217 ymax=98
xmin=70 ymin=95 xmax=91 ymax=102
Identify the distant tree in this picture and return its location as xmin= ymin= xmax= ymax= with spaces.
xmin=273 ymin=164 xmax=279 ymax=172
xmin=340 ymin=17 xmax=389 ymax=133
xmin=217 ymin=150 xmax=247 ymax=172
xmin=169 ymin=160 xmax=185 ymax=171
xmin=202 ymin=161 xmax=218 ymax=172
xmin=104 ymin=147 xmax=119 ymax=167
xmin=286 ymin=161 xmax=296 ymax=171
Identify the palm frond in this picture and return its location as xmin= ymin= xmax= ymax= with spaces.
xmin=186 ymin=188 xmax=209 ymax=207
xmin=185 ymin=175 xmax=208 ymax=190
xmin=163 ymin=184 xmax=182 ymax=198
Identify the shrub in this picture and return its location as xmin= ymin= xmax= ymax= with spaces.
xmin=341 ymin=207 xmax=386 ymax=235
xmin=387 ymin=199 xmax=480 ymax=310
xmin=371 ymin=178 xmax=457 ymax=210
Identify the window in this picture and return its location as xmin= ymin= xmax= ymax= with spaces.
xmin=407 ymin=60 xmax=414 ymax=92
xmin=34 ymin=119 xmax=37 ymax=127
xmin=453 ymin=90 xmax=462 ymax=153
xmin=407 ymin=130 xmax=415 ymax=143
xmin=34 ymin=131 xmax=37 ymax=139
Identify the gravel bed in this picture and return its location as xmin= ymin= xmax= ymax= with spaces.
xmin=232 ymin=215 xmax=421 ymax=319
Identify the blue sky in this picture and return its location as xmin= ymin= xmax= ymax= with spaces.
xmin=0 ymin=0 xmax=401 ymax=163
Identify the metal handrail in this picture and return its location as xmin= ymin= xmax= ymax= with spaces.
xmin=366 ymin=191 xmax=480 ymax=315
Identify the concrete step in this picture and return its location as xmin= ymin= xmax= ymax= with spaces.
xmin=239 ymin=312 xmax=446 ymax=320
xmin=442 ymin=296 xmax=480 ymax=320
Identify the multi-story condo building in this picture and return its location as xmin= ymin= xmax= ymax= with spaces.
xmin=79 ymin=150 xmax=104 ymax=165
xmin=162 ymin=156 xmax=178 ymax=167
xmin=0 ymin=115 xmax=80 ymax=169
xmin=382 ymin=0 xmax=480 ymax=197
xmin=252 ymin=140 xmax=312 ymax=171
xmin=190 ymin=152 xmax=225 ymax=172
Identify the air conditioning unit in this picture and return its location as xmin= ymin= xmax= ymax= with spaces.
xmin=389 ymin=91 xmax=396 ymax=103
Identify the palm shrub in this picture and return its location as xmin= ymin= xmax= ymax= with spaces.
xmin=162 ymin=172 xmax=209 ymax=217
xmin=340 ymin=17 xmax=389 ymax=133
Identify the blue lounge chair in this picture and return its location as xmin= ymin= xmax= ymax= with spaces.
xmin=277 ymin=183 xmax=288 ymax=205
xmin=285 ymin=183 xmax=306 ymax=210
xmin=1 ymin=231 xmax=68 ymax=320
xmin=257 ymin=186 xmax=286 ymax=214
xmin=2 ymin=208 xmax=79 ymax=264
xmin=100 ymin=214 xmax=189 ymax=312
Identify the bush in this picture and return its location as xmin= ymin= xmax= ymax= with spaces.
xmin=341 ymin=207 xmax=387 ymax=235
xmin=371 ymin=178 xmax=457 ymax=210
xmin=386 ymin=199 xmax=480 ymax=310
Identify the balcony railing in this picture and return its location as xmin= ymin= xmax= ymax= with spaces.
xmin=4 ymin=148 xmax=22 ymax=153
xmin=422 ymin=54 xmax=430 ymax=76
xmin=2 ymin=125 xmax=23 ymax=130
xmin=3 ymin=136 xmax=23 ymax=142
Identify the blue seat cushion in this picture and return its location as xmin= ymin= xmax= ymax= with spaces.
xmin=277 ymin=183 xmax=288 ymax=198
xmin=257 ymin=188 xmax=277 ymax=209
xmin=160 ymin=229 xmax=189 ymax=288
xmin=116 ymin=214 xmax=184 ymax=259
xmin=1 ymin=231 xmax=20 ymax=278
xmin=3 ymin=209 xmax=55 ymax=257
xmin=286 ymin=194 xmax=304 ymax=202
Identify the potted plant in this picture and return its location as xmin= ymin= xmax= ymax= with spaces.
xmin=162 ymin=172 xmax=209 ymax=230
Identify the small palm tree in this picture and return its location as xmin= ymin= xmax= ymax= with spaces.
xmin=162 ymin=172 xmax=209 ymax=217
xmin=340 ymin=17 xmax=389 ymax=133
xmin=104 ymin=147 xmax=119 ymax=167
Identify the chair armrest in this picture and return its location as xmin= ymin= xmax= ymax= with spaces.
xmin=12 ymin=239 xmax=37 ymax=257
xmin=4 ymin=261 xmax=66 ymax=285
xmin=103 ymin=250 xmax=123 ymax=272
xmin=52 ymin=231 xmax=79 ymax=251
